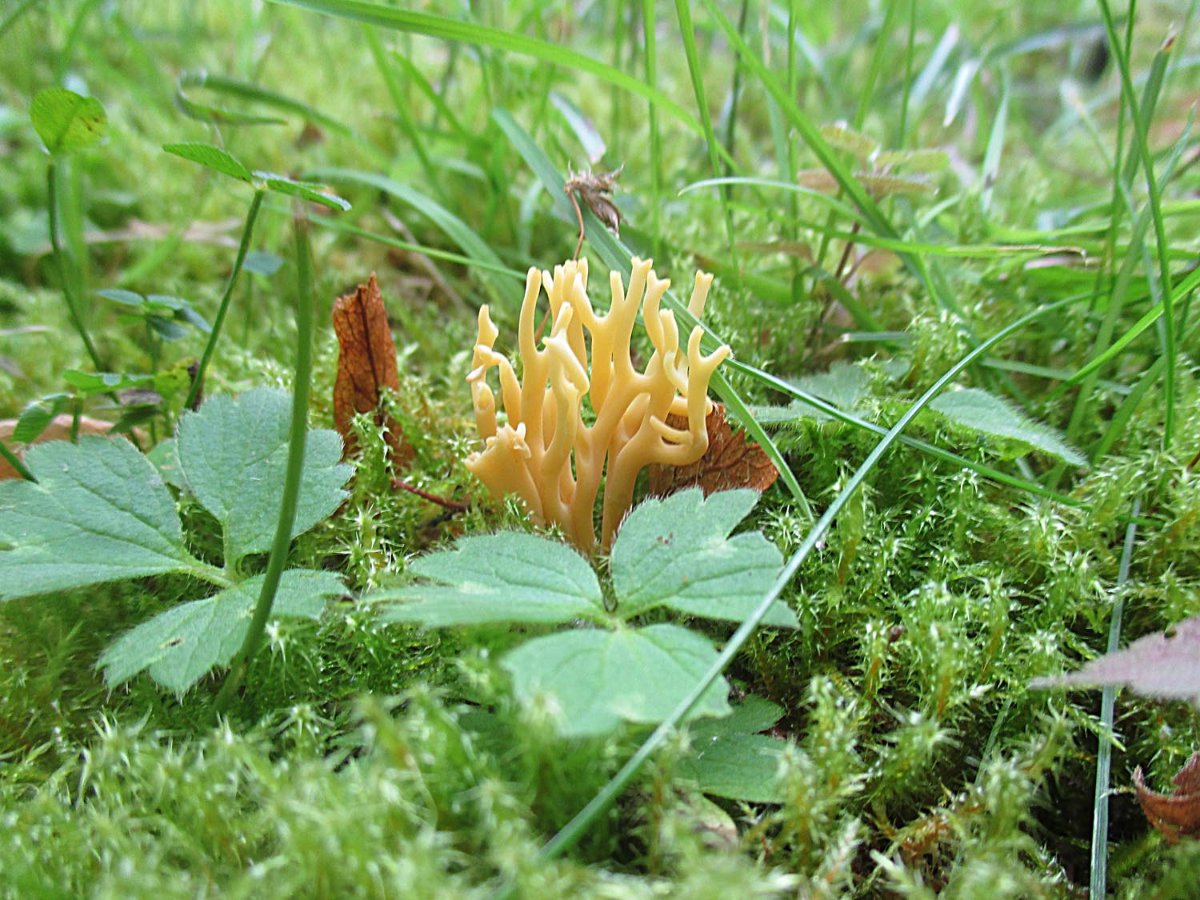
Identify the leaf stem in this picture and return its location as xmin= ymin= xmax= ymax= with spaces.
xmin=47 ymin=160 xmax=103 ymax=371
xmin=185 ymin=188 xmax=265 ymax=411
xmin=526 ymin=294 xmax=1077 ymax=871
xmin=213 ymin=206 xmax=314 ymax=716
xmin=0 ymin=437 xmax=35 ymax=482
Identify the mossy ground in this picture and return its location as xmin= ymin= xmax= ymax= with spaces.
xmin=2 ymin=2 xmax=1199 ymax=896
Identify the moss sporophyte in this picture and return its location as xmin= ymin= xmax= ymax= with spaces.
xmin=466 ymin=257 xmax=730 ymax=552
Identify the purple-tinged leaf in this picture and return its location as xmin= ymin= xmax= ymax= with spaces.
xmin=1032 ymin=615 xmax=1200 ymax=705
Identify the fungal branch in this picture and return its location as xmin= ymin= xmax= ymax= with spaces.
xmin=466 ymin=257 xmax=730 ymax=552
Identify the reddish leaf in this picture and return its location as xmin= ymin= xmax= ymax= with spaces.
xmin=332 ymin=274 xmax=412 ymax=470
xmin=1032 ymin=615 xmax=1200 ymax=705
xmin=1135 ymin=752 xmax=1200 ymax=843
xmin=647 ymin=403 xmax=778 ymax=498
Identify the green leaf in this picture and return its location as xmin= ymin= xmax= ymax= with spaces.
xmin=30 ymin=87 xmax=107 ymax=154
xmin=930 ymin=387 xmax=1086 ymax=466
xmin=681 ymin=733 xmax=785 ymax=803
xmin=610 ymin=489 xmax=795 ymax=628
xmin=99 ymin=569 xmax=342 ymax=691
xmin=13 ymin=393 xmax=69 ymax=443
xmin=502 ymin=624 xmax=731 ymax=737
xmin=62 ymin=370 xmax=156 ymax=396
xmin=176 ymin=389 xmax=351 ymax=563
xmin=162 ymin=142 xmax=254 ymax=182
xmin=681 ymin=694 xmax=786 ymax=803
xmin=255 ymin=173 xmax=351 ymax=210
xmin=378 ymin=532 xmax=603 ymax=626
xmin=0 ymin=437 xmax=201 ymax=600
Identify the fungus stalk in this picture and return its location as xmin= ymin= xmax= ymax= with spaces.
xmin=466 ymin=257 xmax=730 ymax=552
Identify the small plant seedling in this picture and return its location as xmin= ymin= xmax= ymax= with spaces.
xmin=29 ymin=87 xmax=109 ymax=371
xmin=0 ymin=388 xmax=351 ymax=692
xmin=160 ymin=142 xmax=350 ymax=410
xmin=371 ymin=487 xmax=797 ymax=737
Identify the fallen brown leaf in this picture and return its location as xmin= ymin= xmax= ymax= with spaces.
xmin=1135 ymin=752 xmax=1200 ymax=843
xmin=332 ymin=274 xmax=412 ymax=471
xmin=647 ymin=402 xmax=778 ymax=498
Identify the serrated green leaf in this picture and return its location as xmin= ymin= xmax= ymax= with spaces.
xmin=691 ymin=694 xmax=784 ymax=737
xmin=680 ymin=733 xmax=785 ymax=803
xmin=930 ymin=387 xmax=1086 ymax=466
xmin=377 ymin=532 xmax=603 ymax=626
xmin=176 ymin=389 xmax=351 ymax=563
xmin=255 ymin=173 xmax=351 ymax=210
xmin=30 ymin=87 xmax=107 ymax=154
xmin=99 ymin=569 xmax=342 ymax=691
xmin=163 ymin=142 xmax=254 ymax=182
xmin=0 ymin=437 xmax=201 ymax=600
xmin=610 ymin=489 xmax=795 ymax=628
xmin=680 ymin=694 xmax=787 ymax=802
xmin=502 ymin=624 xmax=731 ymax=737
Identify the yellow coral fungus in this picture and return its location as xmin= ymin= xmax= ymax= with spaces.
xmin=466 ymin=257 xmax=730 ymax=552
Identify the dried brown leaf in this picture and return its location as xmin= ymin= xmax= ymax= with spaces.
xmin=1135 ymin=752 xmax=1200 ymax=843
xmin=332 ymin=274 xmax=412 ymax=470
xmin=647 ymin=403 xmax=778 ymax=498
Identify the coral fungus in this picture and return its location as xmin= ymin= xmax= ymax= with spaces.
xmin=466 ymin=257 xmax=730 ymax=552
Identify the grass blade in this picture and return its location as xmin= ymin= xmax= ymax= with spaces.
xmin=269 ymin=0 xmax=700 ymax=132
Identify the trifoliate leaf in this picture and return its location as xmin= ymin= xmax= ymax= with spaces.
xmin=930 ymin=387 xmax=1086 ymax=466
xmin=1032 ymin=615 xmax=1200 ymax=706
xmin=681 ymin=695 xmax=787 ymax=803
xmin=99 ymin=569 xmax=343 ymax=691
xmin=502 ymin=624 xmax=730 ymax=737
xmin=610 ymin=488 xmax=795 ymax=627
xmin=176 ymin=389 xmax=350 ymax=563
xmin=0 ymin=437 xmax=200 ymax=600
xmin=30 ymin=88 xmax=107 ymax=154
xmin=378 ymin=532 xmax=604 ymax=626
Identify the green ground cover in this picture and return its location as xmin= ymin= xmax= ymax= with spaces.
xmin=2 ymin=1 xmax=1199 ymax=896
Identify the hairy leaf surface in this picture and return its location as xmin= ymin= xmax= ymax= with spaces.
xmin=0 ymin=437 xmax=200 ymax=600
xmin=177 ymin=389 xmax=351 ymax=562
xmin=502 ymin=624 xmax=730 ymax=736
xmin=100 ymin=569 xmax=343 ymax=691
xmin=611 ymin=488 xmax=795 ymax=626
xmin=931 ymin=387 xmax=1085 ymax=466
xmin=379 ymin=532 xmax=603 ymax=626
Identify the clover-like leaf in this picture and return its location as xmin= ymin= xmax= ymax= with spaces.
xmin=163 ymin=142 xmax=255 ymax=182
xmin=610 ymin=488 xmax=795 ymax=627
xmin=176 ymin=389 xmax=351 ymax=563
xmin=0 ymin=437 xmax=201 ymax=600
xmin=930 ymin=387 xmax=1085 ymax=466
xmin=99 ymin=569 xmax=343 ymax=691
xmin=30 ymin=87 xmax=107 ymax=154
xmin=255 ymin=172 xmax=351 ymax=210
xmin=502 ymin=624 xmax=731 ymax=737
xmin=378 ymin=532 xmax=603 ymax=627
